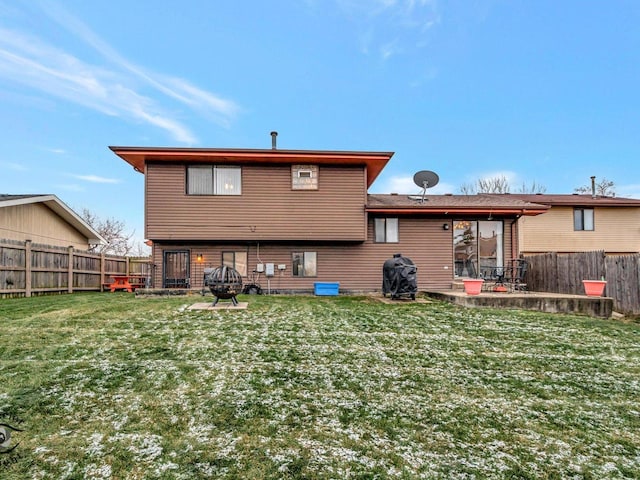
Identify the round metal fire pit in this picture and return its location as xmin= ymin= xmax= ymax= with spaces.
xmin=206 ymin=266 xmax=243 ymax=306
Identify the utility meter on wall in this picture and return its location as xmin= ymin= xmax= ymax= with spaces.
xmin=265 ymin=263 xmax=275 ymax=277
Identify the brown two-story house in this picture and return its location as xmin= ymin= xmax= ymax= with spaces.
xmin=110 ymin=143 xmax=548 ymax=292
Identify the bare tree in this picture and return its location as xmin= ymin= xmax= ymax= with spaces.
xmin=574 ymin=177 xmax=616 ymax=197
xmin=459 ymin=175 xmax=545 ymax=194
xmin=515 ymin=181 xmax=547 ymax=194
xmin=478 ymin=176 xmax=510 ymax=193
xmin=81 ymin=208 xmax=136 ymax=255
xmin=459 ymin=182 xmax=477 ymax=195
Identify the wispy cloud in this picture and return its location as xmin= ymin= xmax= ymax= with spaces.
xmin=70 ymin=174 xmax=120 ymax=184
xmin=55 ymin=183 xmax=85 ymax=192
xmin=617 ymin=183 xmax=640 ymax=199
xmin=0 ymin=1 xmax=240 ymax=143
xmin=1 ymin=161 xmax=29 ymax=172
xmin=371 ymin=174 xmax=455 ymax=194
xmin=380 ymin=40 xmax=401 ymax=60
xmin=334 ymin=0 xmax=440 ymax=60
xmin=476 ymin=170 xmax=519 ymax=184
xmin=39 ymin=1 xmax=240 ymax=123
xmin=45 ymin=147 xmax=66 ymax=154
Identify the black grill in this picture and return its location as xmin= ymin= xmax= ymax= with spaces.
xmin=205 ymin=266 xmax=243 ymax=306
xmin=382 ymin=253 xmax=417 ymax=300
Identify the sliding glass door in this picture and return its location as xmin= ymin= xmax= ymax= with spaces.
xmin=454 ymin=220 xmax=503 ymax=278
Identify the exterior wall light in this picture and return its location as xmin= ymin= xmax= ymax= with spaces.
xmin=443 ymin=223 xmax=450 ymax=230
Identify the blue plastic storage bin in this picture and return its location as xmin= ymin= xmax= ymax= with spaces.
xmin=314 ymin=282 xmax=339 ymax=296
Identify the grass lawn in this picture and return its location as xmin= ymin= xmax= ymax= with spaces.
xmin=1 ymin=293 xmax=639 ymax=479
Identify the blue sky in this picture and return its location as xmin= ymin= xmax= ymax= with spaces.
xmin=1 ymin=0 xmax=639 ymax=245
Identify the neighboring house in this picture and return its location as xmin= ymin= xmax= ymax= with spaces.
xmin=503 ymin=194 xmax=640 ymax=255
xmin=110 ymin=144 xmax=548 ymax=291
xmin=0 ymin=194 xmax=105 ymax=250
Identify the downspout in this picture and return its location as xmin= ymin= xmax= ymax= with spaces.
xmin=364 ymin=165 xmax=369 ymax=240
xmin=511 ymin=218 xmax=518 ymax=259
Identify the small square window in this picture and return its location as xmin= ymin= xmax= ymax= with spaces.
xmin=292 ymin=165 xmax=318 ymax=190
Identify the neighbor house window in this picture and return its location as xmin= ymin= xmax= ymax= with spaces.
xmin=292 ymin=252 xmax=317 ymax=277
xmin=222 ymin=251 xmax=247 ymax=276
xmin=574 ymin=208 xmax=594 ymax=231
xmin=292 ymin=165 xmax=318 ymax=190
xmin=187 ymin=166 xmax=241 ymax=195
xmin=375 ymin=218 xmax=399 ymax=243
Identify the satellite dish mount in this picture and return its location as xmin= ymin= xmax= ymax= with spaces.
xmin=412 ymin=170 xmax=440 ymax=204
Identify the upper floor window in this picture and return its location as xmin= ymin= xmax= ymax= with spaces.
xmin=187 ymin=166 xmax=241 ymax=195
xmin=292 ymin=165 xmax=318 ymax=190
xmin=292 ymin=251 xmax=317 ymax=277
xmin=375 ymin=218 xmax=399 ymax=243
xmin=222 ymin=251 xmax=247 ymax=276
xmin=574 ymin=208 xmax=594 ymax=231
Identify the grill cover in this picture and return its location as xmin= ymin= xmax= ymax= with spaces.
xmin=382 ymin=253 xmax=417 ymax=299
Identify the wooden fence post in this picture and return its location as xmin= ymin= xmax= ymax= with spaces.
xmin=25 ymin=239 xmax=32 ymax=298
xmin=68 ymin=246 xmax=74 ymax=293
xmin=100 ymin=252 xmax=106 ymax=292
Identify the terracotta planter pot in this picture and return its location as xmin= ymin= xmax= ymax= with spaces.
xmin=463 ymin=279 xmax=484 ymax=295
xmin=582 ymin=280 xmax=606 ymax=297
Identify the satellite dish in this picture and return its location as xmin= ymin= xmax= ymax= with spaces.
xmin=412 ymin=170 xmax=439 ymax=203
xmin=413 ymin=170 xmax=439 ymax=189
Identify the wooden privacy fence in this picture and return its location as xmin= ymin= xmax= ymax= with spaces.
xmin=525 ymin=251 xmax=640 ymax=316
xmin=0 ymin=239 xmax=152 ymax=298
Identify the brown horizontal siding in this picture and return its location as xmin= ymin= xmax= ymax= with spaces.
xmin=152 ymin=217 xmax=455 ymax=291
xmin=146 ymin=163 xmax=366 ymax=241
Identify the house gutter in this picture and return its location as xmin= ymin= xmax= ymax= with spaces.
xmin=109 ymin=146 xmax=394 ymax=188
xmin=365 ymin=208 xmax=549 ymax=216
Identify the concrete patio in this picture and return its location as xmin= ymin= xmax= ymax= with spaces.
xmin=425 ymin=289 xmax=614 ymax=318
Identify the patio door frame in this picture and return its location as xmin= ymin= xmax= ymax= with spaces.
xmin=454 ymin=220 xmax=504 ymax=278
xmin=163 ymin=250 xmax=191 ymax=288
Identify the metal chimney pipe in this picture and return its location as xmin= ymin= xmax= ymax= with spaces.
xmin=591 ymin=176 xmax=596 ymax=198
xmin=270 ymin=131 xmax=278 ymax=149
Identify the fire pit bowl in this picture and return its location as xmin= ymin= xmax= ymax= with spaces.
xmin=205 ymin=266 xmax=243 ymax=306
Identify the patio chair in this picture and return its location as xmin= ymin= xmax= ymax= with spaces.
xmin=505 ymin=259 xmax=528 ymax=292
xmin=480 ymin=265 xmax=507 ymax=291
